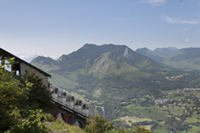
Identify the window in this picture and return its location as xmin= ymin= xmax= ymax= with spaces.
xmin=71 ymin=97 xmax=74 ymax=102
xmin=58 ymin=92 xmax=62 ymax=98
xmin=79 ymin=100 xmax=82 ymax=106
xmin=67 ymin=97 xmax=70 ymax=102
xmin=16 ymin=70 xmax=19 ymax=76
xmin=63 ymin=92 xmax=66 ymax=98
xmin=55 ymin=88 xmax=58 ymax=94
xmin=4 ymin=60 xmax=11 ymax=72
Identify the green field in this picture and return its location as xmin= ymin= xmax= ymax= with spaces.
xmin=126 ymin=104 xmax=166 ymax=121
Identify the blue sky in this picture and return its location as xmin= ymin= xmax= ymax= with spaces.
xmin=0 ymin=0 xmax=200 ymax=58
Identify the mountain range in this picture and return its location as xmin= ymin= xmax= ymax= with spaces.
xmin=31 ymin=44 xmax=200 ymax=132
xmin=136 ymin=47 xmax=200 ymax=71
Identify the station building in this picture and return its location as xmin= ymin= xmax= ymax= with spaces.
xmin=0 ymin=48 xmax=51 ymax=86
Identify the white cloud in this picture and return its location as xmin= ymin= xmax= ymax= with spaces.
xmin=164 ymin=16 xmax=200 ymax=24
xmin=42 ymin=55 xmax=59 ymax=60
xmin=185 ymin=38 xmax=189 ymax=43
xmin=140 ymin=0 xmax=167 ymax=6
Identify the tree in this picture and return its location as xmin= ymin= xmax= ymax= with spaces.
xmin=0 ymin=59 xmax=51 ymax=132
xmin=85 ymin=115 xmax=114 ymax=133
xmin=20 ymin=69 xmax=54 ymax=112
xmin=0 ymin=58 xmax=23 ymax=131
xmin=7 ymin=109 xmax=49 ymax=133
xmin=85 ymin=115 xmax=153 ymax=133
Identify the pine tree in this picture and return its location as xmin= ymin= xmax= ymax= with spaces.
xmin=0 ymin=58 xmax=23 ymax=131
xmin=21 ymin=69 xmax=54 ymax=112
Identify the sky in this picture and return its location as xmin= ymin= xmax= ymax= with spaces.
xmin=0 ymin=0 xmax=200 ymax=59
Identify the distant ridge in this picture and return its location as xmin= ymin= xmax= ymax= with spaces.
xmin=136 ymin=47 xmax=166 ymax=63
xmin=153 ymin=47 xmax=178 ymax=57
xmin=163 ymin=47 xmax=200 ymax=70
xmin=136 ymin=47 xmax=200 ymax=71
xmin=32 ymin=44 xmax=163 ymax=73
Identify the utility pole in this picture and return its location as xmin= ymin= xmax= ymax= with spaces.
xmin=95 ymin=105 xmax=105 ymax=118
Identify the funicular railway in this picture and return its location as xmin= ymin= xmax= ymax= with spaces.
xmin=49 ymin=84 xmax=95 ymax=119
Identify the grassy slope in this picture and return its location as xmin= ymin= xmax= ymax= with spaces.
xmin=50 ymin=119 xmax=85 ymax=133
xmin=126 ymin=104 xmax=166 ymax=121
xmin=49 ymin=73 xmax=78 ymax=90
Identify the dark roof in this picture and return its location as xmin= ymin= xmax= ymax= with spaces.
xmin=0 ymin=48 xmax=51 ymax=77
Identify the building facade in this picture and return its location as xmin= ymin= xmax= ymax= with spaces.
xmin=0 ymin=48 xmax=51 ymax=86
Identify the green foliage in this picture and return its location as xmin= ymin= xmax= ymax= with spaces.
xmin=51 ymin=118 xmax=85 ymax=133
xmin=85 ymin=115 xmax=114 ymax=133
xmin=7 ymin=109 xmax=50 ymax=133
xmin=134 ymin=125 xmax=153 ymax=133
xmin=51 ymin=119 xmax=69 ymax=130
xmin=44 ymin=113 xmax=54 ymax=122
xmin=164 ymin=116 xmax=189 ymax=132
xmin=0 ymin=59 xmax=51 ymax=132
xmin=21 ymin=69 xmax=54 ymax=111
xmin=0 ymin=59 xmax=23 ymax=131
